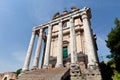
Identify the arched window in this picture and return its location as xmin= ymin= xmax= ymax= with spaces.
xmin=4 ymin=77 xmax=7 ymax=80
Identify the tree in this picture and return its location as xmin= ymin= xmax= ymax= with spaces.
xmin=106 ymin=18 xmax=120 ymax=72
xmin=14 ymin=68 xmax=22 ymax=76
xmin=99 ymin=61 xmax=114 ymax=80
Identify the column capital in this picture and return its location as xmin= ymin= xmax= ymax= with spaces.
xmin=40 ymin=28 xmax=43 ymax=32
xmin=32 ymin=29 xmax=36 ymax=35
xmin=81 ymin=11 xmax=89 ymax=20
xmin=58 ymin=20 xmax=62 ymax=30
xmin=59 ymin=19 xmax=62 ymax=23
xmin=69 ymin=17 xmax=74 ymax=23
xmin=48 ymin=24 xmax=52 ymax=28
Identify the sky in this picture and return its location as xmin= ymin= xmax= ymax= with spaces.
xmin=0 ymin=0 xmax=120 ymax=73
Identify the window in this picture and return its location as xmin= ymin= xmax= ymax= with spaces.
xmin=63 ymin=22 xmax=67 ymax=28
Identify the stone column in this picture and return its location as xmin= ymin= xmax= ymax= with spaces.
xmin=56 ymin=21 xmax=63 ymax=67
xmin=33 ymin=29 xmax=43 ymax=69
xmin=81 ymin=12 xmax=97 ymax=69
xmin=70 ymin=18 xmax=78 ymax=64
xmin=43 ymin=25 xmax=52 ymax=68
xmin=22 ymin=30 xmax=36 ymax=72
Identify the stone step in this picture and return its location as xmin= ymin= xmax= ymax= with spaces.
xmin=17 ymin=67 xmax=70 ymax=80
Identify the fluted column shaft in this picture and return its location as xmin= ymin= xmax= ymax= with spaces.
xmin=22 ymin=30 xmax=36 ymax=71
xmin=81 ymin=12 xmax=97 ymax=68
xmin=70 ymin=18 xmax=78 ymax=64
xmin=43 ymin=25 xmax=52 ymax=68
xmin=33 ymin=29 xmax=43 ymax=69
xmin=56 ymin=21 xmax=63 ymax=67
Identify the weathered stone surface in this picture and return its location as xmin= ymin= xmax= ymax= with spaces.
xmin=0 ymin=72 xmax=16 ymax=80
xmin=18 ymin=67 xmax=70 ymax=80
xmin=20 ymin=7 xmax=102 ymax=80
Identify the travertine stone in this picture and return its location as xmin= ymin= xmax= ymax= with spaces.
xmin=81 ymin=11 xmax=97 ymax=68
xmin=70 ymin=18 xmax=78 ymax=64
xmin=20 ymin=7 xmax=102 ymax=80
xmin=56 ymin=21 xmax=63 ymax=67
xmin=1 ymin=72 xmax=16 ymax=80
xmin=33 ymin=29 xmax=43 ymax=69
xmin=43 ymin=25 xmax=52 ymax=68
xmin=22 ymin=30 xmax=36 ymax=71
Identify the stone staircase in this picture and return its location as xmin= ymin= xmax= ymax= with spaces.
xmin=70 ymin=63 xmax=82 ymax=80
xmin=17 ymin=67 xmax=70 ymax=80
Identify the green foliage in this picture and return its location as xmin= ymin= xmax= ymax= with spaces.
xmin=15 ymin=68 xmax=22 ymax=76
xmin=99 ymin=61 xmax=114 ymax=80
xmin=100 ymin=61 xmax=120 ymax=80
xmin=113 ymin=71 xmax=120 ymax=80
xmin=106 ymin=18 xmax=120 ymax=72
xmin=106 ymin=18 xmax=120 ymax=55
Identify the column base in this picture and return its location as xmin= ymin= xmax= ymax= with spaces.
xmin=32 ymin=66 xmax=39 ymax=70
xmin=70 ymin=63 xmax=81 ymax=80
xmin=55 ymin=63 xmax=63 ymax=68
xmin=42 ymin=65 xmax=48 ymax=69
xmin=87 ymin=62 xmax=98 ymax=70
xmin=22 ymin=67 xmax=29 ymax=73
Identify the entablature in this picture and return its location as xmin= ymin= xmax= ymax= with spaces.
xmin=33 ymin=7 xmax=91 ymax=31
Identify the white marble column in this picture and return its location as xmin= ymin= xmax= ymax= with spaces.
xmin=43 ymin=25 xmax=52 ymax=68
xmin=56 ymin=21 xmax=63 ymax=67
xmin=81 ymin=12 xmax=97 ymax=68
xmin=33 ymin=29 xmax=43 ymax=69
xmin=22 ymin=30 xmax=36 ymax=72
xmin=70 ymin=18 xmax=78 ymax=64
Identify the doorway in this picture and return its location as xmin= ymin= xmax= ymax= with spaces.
xmin=62 ymin=46 xmax=68 ymax=58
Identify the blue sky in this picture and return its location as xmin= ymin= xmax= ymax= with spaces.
xmin=0 ymin=0 xmax=120 ymax=73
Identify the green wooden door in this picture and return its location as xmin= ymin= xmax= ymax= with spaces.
xmin=63 ymin=46 xmax=68 ymax=58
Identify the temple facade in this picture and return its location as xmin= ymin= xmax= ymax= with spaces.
xmin=19 ymin=7 xmax=102 ymax=80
